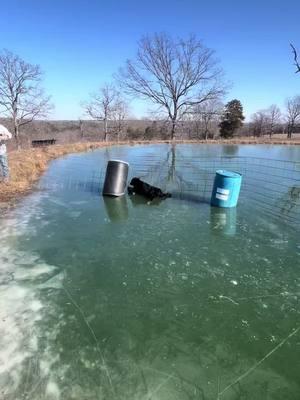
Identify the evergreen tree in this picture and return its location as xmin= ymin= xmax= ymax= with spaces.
xmin=219 ymin=99 xmax=245 ymax=138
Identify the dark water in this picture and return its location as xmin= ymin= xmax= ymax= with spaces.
xmin=0 ymin=144 xmax=300 ymax=400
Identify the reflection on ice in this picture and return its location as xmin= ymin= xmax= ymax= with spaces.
xmin=210 ymin=207 xmax=237 ymax=236
xmin=103 ymin=195 xmax=129 ymax=222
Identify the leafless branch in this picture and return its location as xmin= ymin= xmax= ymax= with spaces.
xmin=290 ymin=44 xmax=300 ymax=73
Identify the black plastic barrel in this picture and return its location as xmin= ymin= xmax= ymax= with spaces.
xmin=102 ymin=160 xmax=129 ymax=196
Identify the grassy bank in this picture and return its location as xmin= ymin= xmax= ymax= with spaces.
xmin=0 ymin=142 xmax=112 ymax=208
xmin=0 ymin=137 xmax=299 ymax=209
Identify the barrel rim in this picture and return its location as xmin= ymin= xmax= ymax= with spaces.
xmin=108 ymin=159 xmax=129 ymax=166
xmin=216 ymin=169 xmax=242 ymax=178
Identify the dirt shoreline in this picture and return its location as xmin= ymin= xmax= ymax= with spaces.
xmin=0 ymin=138 xmax=299 ymax=210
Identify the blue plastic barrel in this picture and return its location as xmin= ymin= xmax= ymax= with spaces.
xmin=211 ymin=170 xmax=242 ymax=208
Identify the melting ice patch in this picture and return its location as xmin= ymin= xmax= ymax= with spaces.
xmin=0 ymin=194 xmax=62 ymax=399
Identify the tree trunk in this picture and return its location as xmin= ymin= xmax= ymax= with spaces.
xmin=104 ymin=118 xmax=108 ymax=142
xmin=14 ymin=123 xmax=21 ymax=150
xmin=171 ymin=119 xmax=176 ymax=140
xmin=204 ymin=126 xmax=209 ymax=140
xmin=79 ymin=120 xmax=84 ymax=139
xmin=287 ymin=123 xmax=293 ymax=139
xmin=117 ymin=120 xmax=122 ymax=142
xmin=269 ymin=124 xmax=273 ymax=139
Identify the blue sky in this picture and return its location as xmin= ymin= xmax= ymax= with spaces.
xmin=0 ymin=0 xmax=299 ymax=120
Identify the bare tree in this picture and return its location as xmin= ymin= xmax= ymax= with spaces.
xmin=290 ymin=44 xmax=300 ymax=74
xmin=285 ymin=95 xmax=300 ymax=138
xmin=267 ymin=104 xmax=281 ymax=138
xmin=0 ymin=50 xmax=53 ymax=147
xmin=250 ymin=105 xmax=281 ymax=138
xmin=111 ymin=96 xmax=130 ymax=140
xmin=83 ymin=84 xmax=118 ymax=141
xmin=118 ymin=33 xmax=226 ymax=139
xmin=190 ymin=99 xmax=223 ymax=139
xmin=250 ymin=111 xmax=269 ymax=137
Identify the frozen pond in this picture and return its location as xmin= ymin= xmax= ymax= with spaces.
xmin=0 ymin=144 xmax=300 ymax=400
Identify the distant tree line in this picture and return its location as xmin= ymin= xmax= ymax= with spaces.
xmin=249 ymin=96 xmax=300 ymax=139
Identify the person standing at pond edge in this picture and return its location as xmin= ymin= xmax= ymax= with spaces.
xmin=0 ymin=124 xmax=12 ymax=182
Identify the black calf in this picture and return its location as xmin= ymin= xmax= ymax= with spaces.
xmin=128 ymin=177 xmax=171 ymax=201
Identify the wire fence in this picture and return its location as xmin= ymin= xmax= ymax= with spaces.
xmin=128 ymin=153 xmax=300 ymax=220
xmin=36 ymin=151 xmax=300 ymax=230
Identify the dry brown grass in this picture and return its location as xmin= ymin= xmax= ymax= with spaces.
xmin=0 ymin=137 xmax=299 ymax=209
xmin=0 ymin=142 xmax=112 ymax=207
